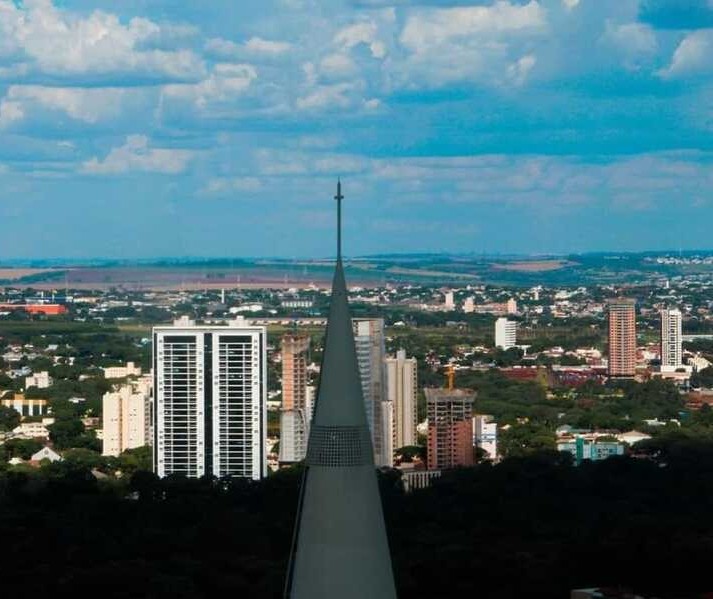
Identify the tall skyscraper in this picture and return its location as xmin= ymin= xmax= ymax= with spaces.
xmin=608 ymin=299 xmax=637 ymax=378
xmin=102 ymin=378 xmax=151 ymax=457
xmin=285 ymin=181 xmax=397 ymax=599
xmin=353 ymin=318 xmax=390 ymax=467
xmin=426 ymin=387 xmax=475 ymax=470
xmin=495 ymin=317 xmax=517 ymax=349
xmin=385 ymin=349 xmax=418 ymax=451
xmin=153 ymin=316 xmax=267 ymax=479
xmin=660 ymin=308 xmax=682 ymax=369
xmin=279 ymin=333 xmax=312 ymax=464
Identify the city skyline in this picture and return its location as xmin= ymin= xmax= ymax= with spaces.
xmin=1 ymin=0 xmax=713 ymax=258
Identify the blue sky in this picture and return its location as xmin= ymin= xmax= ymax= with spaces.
xmin=0 ymin=0 xmax=712 ymax=259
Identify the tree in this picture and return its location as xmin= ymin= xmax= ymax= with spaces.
xmin=63 ymin=448 xmax=104 ymax=470
xmin=499 ymin=424 xmax=556 ymax=458
xmin=691 ymin=366 xmax=713 ymax=389
xmin=118 ymin=446 xmax=152 ymax=473
xmin=0 ymin=405 xmax=20 ymax=432
xmin=48 ymin=418 xmax=85 ymax=449
xmin=395 ymin=445 xmax=425 ymax=463
xmin=3 ymin=438 xmax=43 ymax=459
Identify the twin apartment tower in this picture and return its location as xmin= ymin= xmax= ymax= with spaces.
xmin=153 ymin=315 xmax=417 ymax=479
xmin=153 ymin=315 xmax=267 ymax=479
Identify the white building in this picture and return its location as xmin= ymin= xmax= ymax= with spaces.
xmin=385 ymin=349 xmax=418 ymax=452
xmin=444 ymin=291 xmax=455 ymax=310
xmin=25 ymin=371 xmax=52 ymax=390
xmin=102 ymin=361 xmax=142 ymax=379
xmin=473 ymin=414 xmax=498 ymax=459
xmin=11 ymin=419 xmax=53 ymax=440
xmin=354 ymin=318 xmax=391 ymax=467
xmin=506 ymin=298 xmax=518 ymax=314
xmin=463 ymin=297 xmax=475 ymax=314
xmin=495 ymin=317 xmax=518 ymax=350
xmin=660 ymin=308 xmax=682 ymax=369
xmin=279 ymin=385 xmax=315 ymax=464
xmin=102 ymin=382 xmax=151 ymax=457
xmin=31 ymin=446 xmax=62 ymax=463
xmin=153 ymin=316 xmax=267 ymax=480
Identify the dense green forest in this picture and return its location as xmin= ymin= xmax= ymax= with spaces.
xmin=2 ymin=438 xmax=713 ymax=598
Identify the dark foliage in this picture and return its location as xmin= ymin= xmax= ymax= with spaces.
xmin=2 ymin=444 xmax=713 ymax=598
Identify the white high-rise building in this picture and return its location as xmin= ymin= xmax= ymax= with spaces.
xmin=353 ymin=318 xmax=391 ymax=467
xmin=463 ymin=297 xmax=475 ymax=314
xmin=385 ymin=350 xmax=418 ymax=452
xmin=495 ymin=317 xmax=517 ymax=350
xmin=473 ymin=414 xmax=497 ymax=460
xmin=444 ymin=291 xmax=455 ymax=310
xmin=153 ymin=316 xmax=267 ymax=480
xmin=102 ymin=378 xmax=151 ymax=457
xmin=660 ymin=308 xmax=683 ymax=370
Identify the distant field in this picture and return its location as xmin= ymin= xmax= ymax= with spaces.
xmin=491 ymin=260 xmax=577 ymax=272
xmin=0 ymin=268 xmax=55 ymax=280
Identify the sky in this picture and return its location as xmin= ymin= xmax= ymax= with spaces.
xmin=0 ymin=0 xmax=712 ymax=259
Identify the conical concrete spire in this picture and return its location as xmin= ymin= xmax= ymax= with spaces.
xmin=284 ymin=182 xmax=397 ymax=599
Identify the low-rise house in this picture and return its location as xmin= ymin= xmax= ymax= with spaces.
xmin=31 ymin=447 xmax=62 ymax=463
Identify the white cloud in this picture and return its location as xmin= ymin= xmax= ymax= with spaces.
xmin=562 ymin=0 xmax=580 ymax=9
xmin=507 ymin=54 xmax=536 ymax=85
xmin=397 ymin=1 xmax=546 ymax=87
xmin=203 ymin=176 xmax=262 ymax=194
xmin=334 ymin=21 xmax=386 ymax=59
xmin=82 ymin=134 xmax=194 ymax=174
xmin=204 ymin=38 xmax=241 ymax=59
xmin=660 ymin=30 xmax=713 ymax=79
xmin=244 ymin=37 xmax=292 ymax=55
xmin=320 ymin=53 xmax=357 ymax=77
xmin=0 ymin=99 xmax=24 ymax=127
xmin=0 ymin=0 xmax=205 ymax=82
xmin=601 ymin=22 xmax=657 ymax=70
xmin=2 ymin=85 xmax=127 ymax=123
xmin=296 ymin=83 xmax=354 ymax=110
xmin=163 ymin=63 xmax=257 ymax=108
xmin=400 ymin=1 xmax=546 ymax=54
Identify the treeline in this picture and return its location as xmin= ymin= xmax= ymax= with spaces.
xmin=2 ymin=441 xmax=713 ymax=597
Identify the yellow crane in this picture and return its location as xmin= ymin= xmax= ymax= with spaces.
xmin=445 ymin=364 xmax=455 ymax=391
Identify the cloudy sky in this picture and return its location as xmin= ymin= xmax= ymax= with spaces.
xmin=0 ymin=0 xmax=712 ymax=259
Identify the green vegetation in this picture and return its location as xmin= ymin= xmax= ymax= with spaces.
xmin=1 ymin=442 xmax=713 ymax=597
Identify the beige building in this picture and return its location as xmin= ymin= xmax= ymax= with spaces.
xmin=385 ymin=350 xmax=418 ymax=451
xmin=25 ymin=371 xmax=52 ymax=390
xmin=12 ymin=419 xmax=53 ymax=440
xmin=102 ymin=381 xmax=151 ymax=457
xmin=102 ymin=361 xmax=142 ymax=379
xmin=608 ymin=299 xmax=637 ymax=378
xmin=2 ymin=393 xmax=47 ymax=417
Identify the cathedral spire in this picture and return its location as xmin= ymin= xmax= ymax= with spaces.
xmin=284 ymin=181 xmax=398 ymax=599
xmin=335 ymin=178 xmax=343 ymax=261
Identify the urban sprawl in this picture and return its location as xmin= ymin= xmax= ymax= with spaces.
xmin=2 ymin=271 xmax=713 ymax=488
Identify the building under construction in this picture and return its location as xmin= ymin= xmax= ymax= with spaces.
xmin=425 ymin=381 xmax=475 ymax=470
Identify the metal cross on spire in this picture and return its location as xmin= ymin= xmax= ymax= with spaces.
xmin=334 ymin=179 xmax=344 ymax=261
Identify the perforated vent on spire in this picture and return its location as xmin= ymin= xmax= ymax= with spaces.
xmin=306 ymin=425 xmax=372 ymax=467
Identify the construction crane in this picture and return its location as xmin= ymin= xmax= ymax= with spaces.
xmin=445 ymin=364 xmax=455 ymax=391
